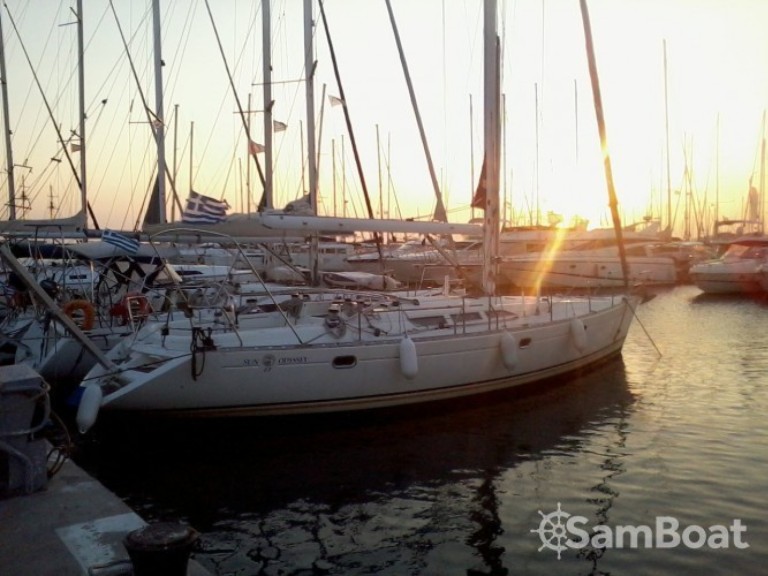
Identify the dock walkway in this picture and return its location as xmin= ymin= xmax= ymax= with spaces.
xmin=0 ymin=456 xmax=211 ymax=576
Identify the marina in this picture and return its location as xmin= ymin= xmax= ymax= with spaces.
xmin=1 ymin=1 xmax=768 ymax=574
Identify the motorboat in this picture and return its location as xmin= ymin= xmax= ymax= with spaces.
xmin=688 ymin=236 xmax=768 ymax=294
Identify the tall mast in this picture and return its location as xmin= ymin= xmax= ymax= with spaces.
xmin=1 ymin=7 xmax=89 ymax=230
xmin=470 ymin=94 xmax=475 ymax=221
xmin=76 ymin=0 xmax=87 ymax=225
xmin=332 ymin=138 xmax=337 ymax=216
xmin=172 ymin=103 xmax=178 ymax=221
xmin=189 ymin=121 xmax=194 ymax=194
xmin=481 ymin=0 xmax=500 ymax=296
xmin=384 ymin=0 xmax=447 ymax=222
xmin=376 ymin=124 xmax=383 ymax=218
xmin=715 ymin=113 xmax=719 ymax=233
xmin=262 ymin=0 xmax=273 ymax=209
xmin=0 ymin=8 xmax=16 ymax=219
xmin=534 ymin=82 xmax=540 ymax=225
xmin=761 ymin=109 xmax=766 ymax=234
xmin=663 ymin=39 xmax=672 ymax=235
xmin=304 ymin=0 xmax=317 ymax=211
xmin=152 ymin=0 xmax=166 ymax=223
xmin=580 ymin=0 xmax=628 ymax=287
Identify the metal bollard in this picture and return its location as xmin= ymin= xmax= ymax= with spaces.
xmin=123 ymin=522 xmax=199 ymax=576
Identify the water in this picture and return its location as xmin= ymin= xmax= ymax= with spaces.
xmin=74 ymin=285 xmax=768 ymax=575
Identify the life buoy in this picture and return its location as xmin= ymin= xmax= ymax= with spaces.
xmin=110 ymin=292 xmax=151 ymax=325
xmin=62 ymin=299 xmax=96 ymax=331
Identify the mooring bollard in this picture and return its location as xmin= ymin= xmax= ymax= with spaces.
xmin=123 ymin=522 xmax=199 ymax=576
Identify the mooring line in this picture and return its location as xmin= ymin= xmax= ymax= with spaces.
xmin=627 ymin=298 xmax=662 ymax=357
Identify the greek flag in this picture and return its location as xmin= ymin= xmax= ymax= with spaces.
xmin=102 ymin=229 xmax=140 ymax=254
xmin=182 ymin=191 xmax=229 ymax=224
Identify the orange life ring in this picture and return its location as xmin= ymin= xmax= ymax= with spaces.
xmin=62 ymin=299 xmax=96 ymax=331
xmin=110 ymin=292 xmax=151 ymax=325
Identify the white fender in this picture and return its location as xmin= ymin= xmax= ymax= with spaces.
xmin=76 ymin=385 xmax=103 ymax=434
xmin=399 ymin=335 xmax=418 ymax=379
xmin=499 ymin=331 xmax=517 ymax=370
xmin=570 ymin=318 xmax=587 ymax=352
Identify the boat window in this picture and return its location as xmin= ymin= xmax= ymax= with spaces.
xmin=624 ymin=245 xmax=649 ymax=256
xmin=333 ymin=355 xmax=357 ymax=369
xmin=450 ymin=312 xmax=483 ymax=323
xmin=519 ymin=337 xmax=532 ymax=348
xmin=487 ymin=310 xmax=519 ymax=320
xmin=408 ymin=315 xmax=450 ymax=328
xmin=743 ymin=246 xmax=767 ymax=259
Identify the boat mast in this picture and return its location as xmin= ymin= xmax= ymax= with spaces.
xmin=579 ymin=0 xmax=629 ymax=287
xmin=761 ymin=109 xmax=766 ymax=235
xmin=317 ymin=0 xmax=383 ymax=256
xmin=470 ymin=94 xmax=475 ymax=221
xmin=151 ymin=0 xmax=166 ymax=223
xmin=384 ymin=0 xmax=447 ymax=222
xmin=304 ymin=0 xmax=317 ymax=211
xmin=76 ymin=0 xmax=88 ymax=227
xmin=481 ymin=0 xmax=500 ymax=296
xmin=304 ymin=0 xmax=319 ymax=285
xmin=0 ymin=8 xmax=16 ymax=219
xmin=203 ymin=0 xmax=266 ymax=210
xmin=663 ymin=39 xmax=672 ymax=236
xmin=715 ymin=113 xmax=719 ymax=235
xmin=262 ymin=0 xmax=273 ymax=209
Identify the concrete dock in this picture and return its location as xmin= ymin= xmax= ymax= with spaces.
xmin=0 ymin=362 xmax=212 ymax=575
xmin=0 ymin=455 xmax=212 ymax=576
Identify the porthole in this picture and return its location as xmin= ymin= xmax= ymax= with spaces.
xmin=519 ymin=337 xmax=532 ymax=348
xmin=333 ymin=355 xmax=357 ymax=368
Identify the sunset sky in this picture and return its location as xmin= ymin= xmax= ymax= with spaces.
xmin=1 ymin=0 xmax=767 ymax=238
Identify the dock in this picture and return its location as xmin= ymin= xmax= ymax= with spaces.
xmin=0 ymin=455 xmax=212 ymax=576
xmin=0 ymin=364 xmax=211 ymax=575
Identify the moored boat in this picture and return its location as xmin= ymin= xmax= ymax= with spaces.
xmin=74 ymin=0 xmax=640 ymax=434
xmin=688 ymin=237 xmax=768 ymax=294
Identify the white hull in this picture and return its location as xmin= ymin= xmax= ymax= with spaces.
xmin=78 ymin=294 xmax=636 ymax=422
xmin=689 ymin=239 xmax=768 ymax=294
xmin=499 ymin=255 xmax=677 ymax=289
xmin=689 ymin=271 xmax=764 ymax=294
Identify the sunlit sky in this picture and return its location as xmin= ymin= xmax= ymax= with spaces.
xmin=1 ymin=0 xmax=767 ymax=238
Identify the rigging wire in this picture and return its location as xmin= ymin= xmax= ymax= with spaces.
xmin=203 ymin=0 xmax=266 ymax=203
xmin=3 ymin=5 xmax=87 ymax=219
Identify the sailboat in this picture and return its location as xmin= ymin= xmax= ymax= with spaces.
xmin=75 ymin=0 xmax=639 ymax=433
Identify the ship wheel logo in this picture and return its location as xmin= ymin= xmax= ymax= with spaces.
xmin=531 ymin=502 xmax=571 ymax=559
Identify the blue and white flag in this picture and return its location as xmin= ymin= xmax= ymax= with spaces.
xmin=182 ymin=191 xmax=229 ymax=224
xmin=103 ymin=229 xmax=140 ymax=254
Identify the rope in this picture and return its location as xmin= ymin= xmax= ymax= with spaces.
xmin=626 ymin=298 xmax=662 ymax=357
xmin=45 ymin=411 xmax=72 ymax=479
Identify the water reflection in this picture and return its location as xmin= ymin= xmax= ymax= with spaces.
xmin=76 ymin=358 xmax=634 ymax=574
